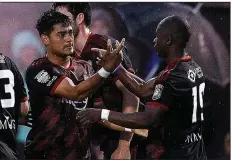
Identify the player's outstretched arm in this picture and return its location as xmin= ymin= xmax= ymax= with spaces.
xmin=92 ymin=40 xmax=156 ymax=99
xmin=76 ymin=106 xmax=164 ymax=129
xmin=54 ymin=39 xmax=125 ymax=101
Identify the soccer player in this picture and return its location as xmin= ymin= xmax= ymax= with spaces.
xmin=0 ymin=53 xmax=29 ymax=159
xmin=53 ymin=3 xmax=139 ymax=159
xmin=24 ymin=9 xmax=123 ymax=159
xmin=77 ymin=15 xmax=207 ymax=159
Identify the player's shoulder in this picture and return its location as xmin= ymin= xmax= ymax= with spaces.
xmin=169 ymin=57 xmax=204 ymax=85
xmin=0 ymin=53 xmax=12 ymax=65
xmin=28 ymin=56 xmax=48 ymax=69
xmin=26 ymin=56 xmax=52 ymax=76
xmin=0 ymin=53 xmax=18 ymax=71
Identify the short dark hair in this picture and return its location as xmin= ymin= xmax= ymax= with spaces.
xmin=53 ymin=2 xmax=91 ymax=27
xmin=36 ymin=9 xmax=72 ymax=36
xmin=159 ymin=15 xmax=191 ymax=48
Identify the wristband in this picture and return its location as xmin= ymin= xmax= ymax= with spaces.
xmin=124 ymin=128 xmax=132 ymax=132
xmin=98 ymin=67 xmax=110 ymax=78
xmin=112 ymin=64 xmax=123 ymax=75
xmin=101 ymin=109 xmax=110 ymax=121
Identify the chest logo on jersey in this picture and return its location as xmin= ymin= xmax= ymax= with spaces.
xmin=187 ymin=69 xmax=196 ymax=83
xmin=152 ymin=84 xmax=164 ymax=100
xmin=35 ymin=70 xmax=50 ymax=83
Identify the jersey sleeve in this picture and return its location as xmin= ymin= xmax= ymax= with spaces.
xmin=150 ymin=70 xmax=181 ymax=111
xmin=26 ymin=64 xmax=66 ymax=96
xmin=6 ymin=56 xmax=28 ymax=102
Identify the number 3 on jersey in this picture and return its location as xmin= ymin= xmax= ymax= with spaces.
xmin=0 ymin=70 xmax=15 ymax=108
xmin=192 ymin=82 xmax=205 ymax=123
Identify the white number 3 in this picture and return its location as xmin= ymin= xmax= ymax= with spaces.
xmin=192 ymin=82 xmax=205 ymax=123
xmin=0 ymin=70 xmax=15 ymax=108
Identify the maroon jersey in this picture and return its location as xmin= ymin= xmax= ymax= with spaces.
xmin=25 ymin=56 xmax=93 ymax=159
xmin=149 ymin=56 xmax=207 ymax=159
xmin=80 ymin=34 xmax=136 ymax=158
xmin=0 ymin=54 xmax=27 ymax=158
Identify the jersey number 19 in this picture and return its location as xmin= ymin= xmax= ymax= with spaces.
xmin=192 ymin=82 xmax=205 ymax=123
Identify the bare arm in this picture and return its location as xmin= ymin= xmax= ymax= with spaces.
xmin=115 ymin=66 xmax=156 ymax=98
xmin=54 ymin=74 xmax=105 ymax=101
xmin=115 ymin=80 xmax=139 ymax=144
xmin=54 ymin=38 xmax=125 ymax=101
xmin=76 ymin=106 xmax=165 ymax=130
xmin=108 ymin=106 xmax=164 ymax=129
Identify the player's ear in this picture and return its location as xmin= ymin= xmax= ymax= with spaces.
xmin=76 ymin=13 xmax=84 ymax=25
xmin=41 ymin=34 xmax=49 ymax=46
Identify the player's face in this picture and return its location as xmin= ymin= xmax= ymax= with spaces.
xmin=47 ymin=24 xmax=74 ymax=57
xmin=56 ymin=6 xmax=79 ymax=36
xmin=153 ymin=26 xmax=168 ymax=58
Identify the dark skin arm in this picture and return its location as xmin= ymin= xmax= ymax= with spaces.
xmin=76 ymin=106 xmax=165 ymax=129
xmin=92 ymin=41 xmax=156 ymax=99
xmin=114 ymin=66 xmax=157 ymax=99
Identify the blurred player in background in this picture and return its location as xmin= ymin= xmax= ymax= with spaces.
xmin=0 ymin=53 xmax=29 ymax=159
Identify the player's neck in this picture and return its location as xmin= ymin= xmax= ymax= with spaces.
xmin=47 ymin=53 xmax=71 ymax=69
xmin=166 ymin=47 xmax=185 ymax=63
xmin=74 ymin=26 xmax=91 ymax=57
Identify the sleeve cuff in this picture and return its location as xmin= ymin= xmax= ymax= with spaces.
xmin=50 ymin=76 xmax=66 ymax=95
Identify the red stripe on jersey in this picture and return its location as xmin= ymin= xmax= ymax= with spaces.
xmin=156 ymin=56 xmax=192 ymax=84
xmin=66 ymin=60 xmax=73 ymax=70
xmin=146 ymin=101 xmax=169 ymax=111
xmin=50 ymin=76 xmax=66 ymax=95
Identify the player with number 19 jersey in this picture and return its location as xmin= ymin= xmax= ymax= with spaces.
xmin=0 ymin=53 xmax=28 ymax=158
xmin=150 ymin=56 xmax=207 ymax=159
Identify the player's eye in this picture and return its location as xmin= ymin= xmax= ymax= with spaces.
xmin=68 ymin=30 xmax=74 ymax=36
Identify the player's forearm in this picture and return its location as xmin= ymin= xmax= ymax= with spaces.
xmin=119 ymin=85 xmax=139 ymax=143
xmin=108 ymin=111 xmax=153 ymax=129
xmin=115 ymin=66 xmax=147 ymax=98
xmin=73 ymin=69 xmax=109 ymax=100
xmin=74 ymin=75 xmax=103 ymax=100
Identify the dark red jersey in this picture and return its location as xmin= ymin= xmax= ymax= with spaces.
xmin=25 ymin=56 xmax=93 ymax=159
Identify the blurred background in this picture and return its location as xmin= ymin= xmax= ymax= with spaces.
xmin=0 ymin=2 xmax=229 ymax=160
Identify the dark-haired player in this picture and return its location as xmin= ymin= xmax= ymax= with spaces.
xmin=24 ymin=9 xmax=123 ymax=159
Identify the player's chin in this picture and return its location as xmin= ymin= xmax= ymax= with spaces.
xmin=63 ymin=48 xmax=74 ymax=56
